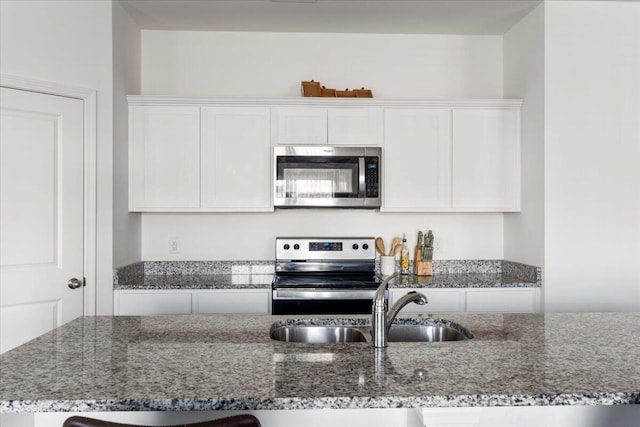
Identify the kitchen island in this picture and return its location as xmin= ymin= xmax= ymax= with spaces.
xmin=1 ymin=312 xmax=638 ymax=426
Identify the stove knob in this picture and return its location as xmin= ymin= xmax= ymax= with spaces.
xmin=283 ymin=244 xmax=290 ymax=250
xmin=352 ymin=243 xmax=359 ymax=250
xmin=362 ymin=243 xmax=369 ymax=250
xmin=293 ymin=244 xmax=300 ymax=250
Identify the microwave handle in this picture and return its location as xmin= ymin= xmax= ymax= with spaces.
xmin=358 ymin=157 xmax=366 ymax=198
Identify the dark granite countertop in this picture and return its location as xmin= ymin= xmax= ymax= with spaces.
xmin=1 ymin=312 xmax=638 ymax=413
xmin=113 ymin=260 xmax=541 ymax=291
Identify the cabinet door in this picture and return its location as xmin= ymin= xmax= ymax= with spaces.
xmin=202 ymin=107 xmax=272 ymax=210
xmin=389 ymin=289 xmax=465 ymax=313
xmin=195 ymin=289 xmax=271 ymax=314
xmin=129 ymin=105 xmax=201 ymax=210
xmin=465 ymin=289 xmax=539 ymax=313
xmin=452 ymin=109 xmax=520 ymax=211
xmin=115 ymin=291 xmax=192 ymax=315
xmin=328 ymin=108 xmax=381 ymax=146
xmin=271 ymin=107 xmax=327 ymax=145
xmin=383 ymin=109 xmax=452 ymax=210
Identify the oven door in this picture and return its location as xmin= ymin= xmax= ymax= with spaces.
xmin=272 ymin=288 xmax=378 ymax=315
xmin=273 ymin=146 xmax=380 ymax=208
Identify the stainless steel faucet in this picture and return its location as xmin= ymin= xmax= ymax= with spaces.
xmin=372 ymin=272 xmax=428 ymax=348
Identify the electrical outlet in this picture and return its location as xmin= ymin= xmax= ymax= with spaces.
xmin=433 ymin=238 xmax=442 ymax=254
xmin=168 ymin=237 xmax=179 ymax=254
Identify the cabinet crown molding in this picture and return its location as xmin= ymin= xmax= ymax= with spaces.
xmin=127 ymin=96 xmax=523 ymax=109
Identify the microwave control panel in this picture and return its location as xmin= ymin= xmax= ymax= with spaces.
xmin=365 ymin=157 xmax=379 ymax=198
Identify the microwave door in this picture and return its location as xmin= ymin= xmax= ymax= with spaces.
xmin=276 ymin=156 xmax=360 ymax=205
xmin=273 ymin=146 xmax=381 ymax=208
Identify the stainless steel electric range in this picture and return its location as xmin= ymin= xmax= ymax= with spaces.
xmin=272 ymin=237 xmax=382 ymax=315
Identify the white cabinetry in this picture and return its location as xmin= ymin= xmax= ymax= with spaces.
xmin=327 ymin=108 xmax=382 ymax=145
xmin=389 ymin=288 xmax=465 ymax=313
xmin=383 ymin=109 xmax=452 ymax=210
xmin=389 ymin=288 xmax=539 ymax=314
xmin=202 ymin=107 xmax=271 ymax=210
xmin=382 ymin=103 xmax=521 ymax=212
xmin=271 ymin=107 xmax=327 ymax=145
xmin=115 ymin=290 xmax=193 ymax=315
xmin=128 ymin=98 xmax=273 ymax=212
xmin=129 ymin=105 xmax=201 ymax=210
xmin=114 ymin=289 xmax=271 ymax=315
xmin=129 ymin=97 xmax=521 ymax=213
xmin=271 ymin=106 xmax=381 ymax=146
xmin=452 ymin=109 xmax=520 ymax=211
xmin=465 ymin=289 xmax=539 ymax=313
xmin=194 ymin=289 xmax=270 ymax=314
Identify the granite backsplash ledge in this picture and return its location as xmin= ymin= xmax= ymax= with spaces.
xmin=113 ymin=260 xmax=274 ymax=289
xmin=114 ymin=259 xmax=541 ymax=289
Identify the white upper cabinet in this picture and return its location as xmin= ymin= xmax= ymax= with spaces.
xmin=129 ymin=105 xmax=201 ymax=210
xmin=129 ymin=100 xmax=273 ymax=212
xmin=271 ymin=107 xmax=327 ymax=145
xmin=327 ymin=108 xmax=382 ymax=145
xmin=452 ymin=109 xmax=521 ymax=211
xmin=382 ymin=103 xmax=521 ymax=212
xmin=129 ymin=97 xmax=521 ymax=212
xmin=383 ymin=109 xmax=452 ymax=211
xmin=202 ymin=107 xmax=271 ymax=210
xmin=271 ymin=106 xmax=381 ymax=146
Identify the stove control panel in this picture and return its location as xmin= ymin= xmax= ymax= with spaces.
xmin=276 ymin=237 xmax=376 ymax=260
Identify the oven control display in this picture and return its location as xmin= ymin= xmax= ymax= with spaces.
xmin=309 ymin=242 xmax=343 ymax=251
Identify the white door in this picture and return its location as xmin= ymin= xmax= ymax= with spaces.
xmin=0 ymin=87 xmax=85 ymax=354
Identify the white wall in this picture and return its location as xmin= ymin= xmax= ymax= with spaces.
xmin=141 ymin=31 xmax=503 ymax=99
xmin=543 ymin=1 xmax=640 ymax=312
xmin=142 ymin=211 xmax=503 ymax=261
xmin=139 ymin=30 xmax=506 ymax=261
xmin=113 ymin=1 xmax=142 ymax=270
xmin=503 ymin=5 xmax=545 ymax=268
xmin=0 ymin=0 xmax=114 ymax=314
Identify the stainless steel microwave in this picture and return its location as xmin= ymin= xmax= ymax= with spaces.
xmin=273 ymin=146 xmax=381 ymax=208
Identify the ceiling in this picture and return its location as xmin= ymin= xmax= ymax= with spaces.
xmin=119 ymin=0 xmax=542 ymax=35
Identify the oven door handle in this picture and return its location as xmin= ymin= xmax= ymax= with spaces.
xmin=273 ymin=288 xmax=378 ymax=300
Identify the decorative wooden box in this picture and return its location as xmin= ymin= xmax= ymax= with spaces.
xmin=301 ymin=81 xmax=373 ymax=98
xmin=301 ymin=80 xmax=321 ymax=97
xmin=321 ymin=86 xmax=337 ymax=97
xmin=353 ymin=88 xmax=373 ymax=98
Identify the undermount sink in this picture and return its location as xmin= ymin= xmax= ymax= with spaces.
xmin=269 ymin=325 xmax=369 ymax=343
xmin=269 ymin=320 xmax=473 ymax=344
xmin=387 ymin=324 xmax=471 ymax=342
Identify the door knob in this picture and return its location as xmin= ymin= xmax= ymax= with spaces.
xmin=67 ymin=278 xmax=84 ymax=289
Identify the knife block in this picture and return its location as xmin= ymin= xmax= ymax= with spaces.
xmin=413 ymin=246 xmax=433 ymax=276
xmin=414 ymin=261 xmax=433 ymax=276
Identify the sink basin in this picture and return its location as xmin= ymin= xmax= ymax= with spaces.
xmin=387 ymin=324 xmax=472 ymax=342
xmin=270 ymin=325 xmax=369 ymax=343
xmin=270 ymin=319 xmax=473 ymax=344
